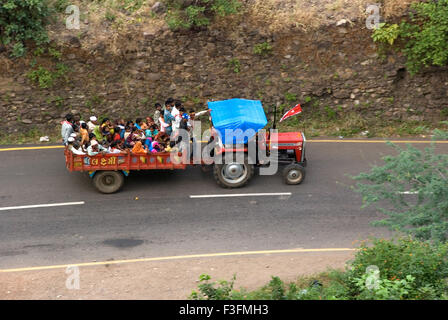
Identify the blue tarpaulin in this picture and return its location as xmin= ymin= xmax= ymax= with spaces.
xmin=208 ymin=99 xmax=268 ymax=144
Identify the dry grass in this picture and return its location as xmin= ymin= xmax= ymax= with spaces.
xmin=383 ymin=0 xmax=418 ymax=17
xmin=45 ymin=0 xmax=421 ymax=51
xmin=246 ymin=0 xmax=419 ymax=32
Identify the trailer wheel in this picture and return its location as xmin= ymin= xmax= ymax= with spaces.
xmin=213 ymin=155 xmax=254 ymax=188
xmin=93 ymin=171 xmax=125 ymax=194
xmin=283 ymin=163 xmax=305 ymax=185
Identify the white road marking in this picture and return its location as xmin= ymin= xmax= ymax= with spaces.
xmin=190 ymin=193 xmax=292 ymax=199
xmin=0 ymin=201 xmax=85 ymax=211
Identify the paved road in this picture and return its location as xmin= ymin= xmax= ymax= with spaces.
xmin=0 ymin=141 xmax=446 ymax=269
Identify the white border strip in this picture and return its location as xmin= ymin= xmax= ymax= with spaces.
xmin=0 ymin=201 xmax=85 ymax=211
xmin=190 ymin=193 xmax=292 ymax=199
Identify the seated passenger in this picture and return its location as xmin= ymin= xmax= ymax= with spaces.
xmin=87 ymin=116 xmax=98 ymax=133
xmin=124 ymin=127 xmax=138 ymax=148
xmin=112 ymin=126 xmax=122 ymax=142
xmin=87 ymin=140 xmax=107 ymax=156
xmin=146 ymin=117 xmax=155 ymax=127
xmin=108 ymin=140 xmax=124 ymax=154
xmin=93 ymin=124 xmax=104 ymax=142
xmin=131 ymin=141 xmax=148 ymax=154
xmin=71 ymin=142 xmax=86 ymax=155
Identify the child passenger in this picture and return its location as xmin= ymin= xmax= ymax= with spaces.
xmin=131 ymin=141 xmax=148 ymax=154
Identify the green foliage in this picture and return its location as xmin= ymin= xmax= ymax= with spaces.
xmin=118 ymin=0 xmax=145 ymax=12
xmin=228 ymin=58 xmax=241 ymax=73
xmin=354 ymin=273 xmax=416 ymax=300
xmin=47 ymin=95 xmax=65 ymax=109
xmin=48 ymin=47 xmax=62 ymax=60
xmin=434 ymin=123 xmax=448 ymax=139
xmin=372 ymin=23 xmax=400 ymax=45
xmin=52 ymin=0 xmax=69 ymax=12
xmin=348 ymin=238 xmax=448 ymax=298
xmin=0 ymin=0 xmax=51 ymax=57
xmin=372 ymin=0 xmax=448 ymax=74
xmin=190 ymin=239 xmax=448 ymax=300
xmin=284 ymin=92 xmax=297 ymax=103
xmin=190 ymin=274 xmax=236 ymax=300
xmin=253 ymin=42 xmax=273 ymax=56
xmin=27 ymin=63 xmax=70 ymax=89
xmin=401 ymin=0 xmax=448 ymax=74
xmin=105 ymin=10 xmax=117 ymax=22
xmin=165 ymin=0 xmax=241 ymax=30
xmin=324 ymin=106 xmax=337 ymax=120
xmin=353 ymin=136 xmax=448 ymax=242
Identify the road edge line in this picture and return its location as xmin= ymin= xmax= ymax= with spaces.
xmin=0 ymin=248 xmax=355 ymax=273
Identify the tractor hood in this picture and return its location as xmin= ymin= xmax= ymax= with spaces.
xmin=208 ymin=99 xmax=268 ymax=144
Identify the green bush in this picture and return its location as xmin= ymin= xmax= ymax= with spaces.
xmin=0 ymin=0 xmax=51 ymax=57
xmin=253 ymin=42 xmax=273 ymax=56
xmin=27 ymin=63 xmax=70 ymax=89
xmin=353 ymin=136 xmax=448 ymax=242
xmin=190 ymin=274 xmax=236 ymax=300
xmin=165 ymin=0 xmax=241 ymax=30
xmin=347 ymin=238 xmax=448 ymax=299
xmin=372 ymin=0 xmax=448 ymax=74
xmin=190 ymin=238 xmax=448 ymax=300
xmin=228 ymin=58 xmax=241 ymax=73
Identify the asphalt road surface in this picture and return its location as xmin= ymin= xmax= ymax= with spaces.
xmin=1 ymin=140 xmax=446 ymax=269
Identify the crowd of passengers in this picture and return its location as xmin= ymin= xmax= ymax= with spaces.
xmin=61 ymin=98 xmax=208 ymax=156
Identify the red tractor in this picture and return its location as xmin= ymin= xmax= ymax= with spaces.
xmin=204 ymin=99 xmax=307 ymax=188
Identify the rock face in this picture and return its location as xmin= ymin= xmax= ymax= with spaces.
xmin=0 ymin=21 xmax=447 ymax=135
xmin=151 ymin=2 xmax=166 ymax=14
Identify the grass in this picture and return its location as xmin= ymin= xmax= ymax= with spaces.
xmin=0 ymin=126 xmax=61 ymax=145
xmin=276 ymin=112 xmax=448 ymax=139
xmin=0 ymin=116 xmax=445 ymax=146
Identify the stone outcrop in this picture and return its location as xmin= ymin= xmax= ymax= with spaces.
xmin=0 ymin=20 xmax=447 ymax=134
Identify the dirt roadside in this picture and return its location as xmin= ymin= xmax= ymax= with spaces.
xmin=0 ymin=251 xmax=354 ymax=300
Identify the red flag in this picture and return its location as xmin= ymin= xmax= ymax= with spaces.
xmin=280 ymin=104 xmax=302 ymax=122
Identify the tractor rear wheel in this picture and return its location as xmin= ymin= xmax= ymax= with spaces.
xmin=93 ymin=171 xmax=125 ymax=194
xmin=213 ymin=155 xmax=254 ymax=188
xmin=283 ymin=163 xmax=305 ymax=185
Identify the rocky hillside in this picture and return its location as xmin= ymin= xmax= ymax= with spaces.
xmin=0 ymin=0 xmax=447 ymax=141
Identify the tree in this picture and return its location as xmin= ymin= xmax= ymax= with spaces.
xmin=353 ymin=132 xmax=448 ymax=242
xmin=0 ymin=0 xmax=51 ymax=57
xmin=372 ymin=0 xmax=448 ymax=74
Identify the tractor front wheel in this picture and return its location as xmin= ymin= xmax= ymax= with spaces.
xmin=93 ymin=171 xmax=125 ymax=194
xmin=283 ymin=163 xmax=305 ymax=185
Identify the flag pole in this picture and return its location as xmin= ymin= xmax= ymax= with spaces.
xmin=273 ymin=102 xmax=279 ymax=130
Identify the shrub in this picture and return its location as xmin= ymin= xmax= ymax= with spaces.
xmin=0 ymin=0 xmax=51 ymax=57
xmin=372 ymin=0 xmax=448 ymax=74
xmin=190 ymin=274 xmax=236 ymax=300
xmin=165 ymin=0 xmax=241 ymax=30
xmin=353 ymin=136 xmax=448 ymax=242
xmin=372 ymin=23 xmax=400 ymax=45
xmin=228 ymin=58 xmax=241 ymax=73
xmin=347 ymin=238 xmax=448 ymax=299
xmin=284 ymin=92 xmax=297 ymax=103
xmin=190 ymin=238 xmax=448 ymax=300
xmin=253 ymin=42 xmax=273 ymax=56
xmin=27 ymin=63 xmax=70 ymax=89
